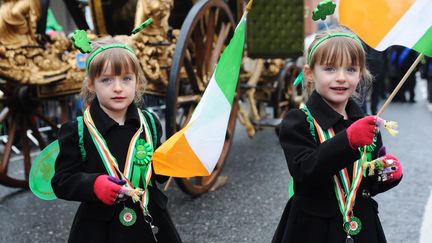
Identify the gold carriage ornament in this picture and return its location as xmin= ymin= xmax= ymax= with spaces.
xmin=0 ymin=0 xmax=85 ymax=97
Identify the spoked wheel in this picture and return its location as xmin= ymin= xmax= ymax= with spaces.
xmin=166 ymin=0 xmax=237 ymax=196
xmin=273 ymin=60 xmax=302 ymax=135
xmin=0 ymin=83 xmax=60 ymax=188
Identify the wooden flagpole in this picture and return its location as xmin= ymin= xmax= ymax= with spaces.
xmin=377 ymin=53 xmax=424 ymax=117
xmin=163 ymin=177 xmax=173 ymax=191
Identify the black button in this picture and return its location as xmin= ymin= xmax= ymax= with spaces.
xmin=362 ymin=189 xmax=370 ymax=198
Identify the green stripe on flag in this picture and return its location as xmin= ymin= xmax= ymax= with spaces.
xmin=214 ymin=17 xmax=245 ymax=105
xmin=413 ymin=26 xmax=432 ymax=57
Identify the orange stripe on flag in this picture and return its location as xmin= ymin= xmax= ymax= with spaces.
xmin=153 ymin=127 xmax=209 ymax=177
xmin=339 ymin=0 xmax=414 ymax=47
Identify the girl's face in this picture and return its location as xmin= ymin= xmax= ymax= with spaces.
xmin=88 ymin=62 xmax=137 ymax=117
xmin=305 ymin=63 xmax=361 ymax=111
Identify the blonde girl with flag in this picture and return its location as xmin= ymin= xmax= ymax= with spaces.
xmin=272 ymin=27 xmax=402 ymax=243
xmin=51 ymin=36 xmax=182 ymax=243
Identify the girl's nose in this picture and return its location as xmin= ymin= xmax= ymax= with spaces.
xmin=335 ymin=69 xmax=347 ymax=82
xmin=113 ymin=79 xmax=123 ymax=91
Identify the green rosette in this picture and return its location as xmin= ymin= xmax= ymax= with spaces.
xmin=134 ymin=139 xmax=153 ymax=166
xmin=29 ymin=140 xmax=59 ymax=200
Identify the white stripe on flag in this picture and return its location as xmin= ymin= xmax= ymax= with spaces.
xmin=184 ymin=75 xmax=231 ymax=173
xmin=377 ymin=0 xmax=431 ymax=50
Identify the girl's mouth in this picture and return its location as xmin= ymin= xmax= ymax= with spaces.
xmin=330 ymin=87 xmax=348 ymax=91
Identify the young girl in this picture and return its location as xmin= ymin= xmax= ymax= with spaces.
xmin=272 ymin=28 xmax=402 ymax=243
xmin=51 ymin=37 xmax=182 ymax=243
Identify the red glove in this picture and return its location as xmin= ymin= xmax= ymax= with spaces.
xmin=382 ymin=154 xmax=403 ymax=182
xmin=93 ymin=175 xmax=124 ymax=205
xmin=346 ymin=116 xmax=377 ymax=149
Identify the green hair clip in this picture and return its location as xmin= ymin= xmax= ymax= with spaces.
xmin=312 ymin=0 xmax=336 ymax=21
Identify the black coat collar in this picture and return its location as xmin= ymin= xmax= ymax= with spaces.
xmin=306 ymin=90 xmax=364 ymax=130
xmin=89 ymin=99 xmax=141 ymax=135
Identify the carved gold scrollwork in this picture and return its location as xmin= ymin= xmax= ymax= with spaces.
xmin=130 ymin=0 xmax=177 ymax=95
xmin=0 ymin=0 xmax=75 ymax=88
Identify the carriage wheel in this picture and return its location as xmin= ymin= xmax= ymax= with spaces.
xmin=0 ymin=84 xmax=60 ymax=188
xmin=166 ymin=0 xmax=237 ymax=196
xmin=272 ymin=60 xmax=301 ymax=135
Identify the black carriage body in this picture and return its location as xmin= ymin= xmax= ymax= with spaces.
xmin=63 ymin=0 xmax=237 ymax=35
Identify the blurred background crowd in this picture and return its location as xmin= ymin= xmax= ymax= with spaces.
xmin=362 ymin=45 xmax=432 ymax=114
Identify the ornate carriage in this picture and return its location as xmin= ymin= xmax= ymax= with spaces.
xmin=0 ymin=0 xmax=304 ymax=195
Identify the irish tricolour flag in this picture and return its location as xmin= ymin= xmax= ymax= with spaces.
xmin=339 ymin=0 xmax=432 ymax=57
xmin=152 ymin=15 xmax=246 ymax=177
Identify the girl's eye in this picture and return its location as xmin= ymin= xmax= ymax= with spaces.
xmin=347 ymin=67 xmax=359 ymax=73
xmin=100 ymin=78 xmax=113 ymax=83
xmin=123 ymin=76 xmax=132 ymax=81
xmin=324 ymin=66 xmax=335 ymax=72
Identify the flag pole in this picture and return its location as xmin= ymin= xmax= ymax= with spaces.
xmin=163 ymin=177 xmax=173 ymax=191
xmin=377 ymin=53 xmax=424 ymax=117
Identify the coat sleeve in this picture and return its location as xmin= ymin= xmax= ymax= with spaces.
xmin=51 ymin=121 xmax=100 ymax=202
xmin=279 ymin=109 xmax=360 ymax=184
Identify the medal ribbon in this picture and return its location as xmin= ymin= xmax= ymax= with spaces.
xmin=83 ymin=107 xmax=154 ymax=213
xmin=312 ymin=118 xmax=366 ymax=225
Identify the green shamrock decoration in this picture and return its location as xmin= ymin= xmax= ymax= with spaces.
xmin=71 ymin=30 xmax=92 ymax=53
xmin=134 ymin=139 xmax=153 ymax=166
xmin=312 ymin=0 xmax=336 ymax=21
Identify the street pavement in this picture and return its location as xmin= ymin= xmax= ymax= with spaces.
xmin=1 ymin=80 xmax=432 ymax=243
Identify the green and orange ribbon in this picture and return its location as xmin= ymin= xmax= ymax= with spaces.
xmin=312 ymin=118 xmax=366 ymax=236
xmin=83 ymin=107 xmax=154 ymax=215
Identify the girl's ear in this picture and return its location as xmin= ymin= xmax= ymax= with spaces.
xmin=87 ymin=79 xmax=95 ymax=93
xmin=304 ymin=64 xmax=313 ymax=82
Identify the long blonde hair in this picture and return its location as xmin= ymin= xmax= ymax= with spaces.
xmin=304 ymin=28 xmax=372 ymax=102
xmin=81 ymin=37 xmax=146 ymax=107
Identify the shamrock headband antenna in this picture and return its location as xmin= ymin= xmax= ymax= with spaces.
xmin=71 ymin=18 xmax=153 ymax=72
xmin=293 ymin=0 xmax=362 ymax=87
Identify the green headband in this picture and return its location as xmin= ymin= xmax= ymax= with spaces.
xmin=307 ymin=32 xmax=362 ymax=64
xmin=293 ymin=32 xmax=363 ymax=87
xmin=86 ymin=43 xmax=136 ymax=72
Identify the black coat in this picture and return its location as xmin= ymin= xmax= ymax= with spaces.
xmin=51 ymin=100 xmax=182 ymax=243
xmin=272 ymin=91 xmax=401 ymax=243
